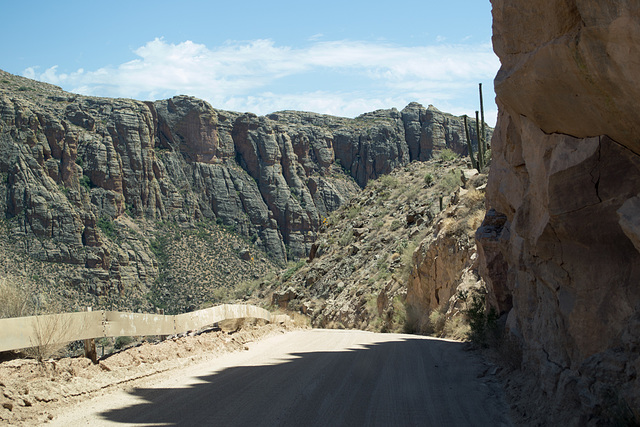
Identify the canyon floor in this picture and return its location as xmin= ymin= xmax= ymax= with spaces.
xmin=2 ymin=326 xmax=512 ymax=426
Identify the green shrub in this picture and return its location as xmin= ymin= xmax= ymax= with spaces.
xmin=424 ymin=173 xmax=434 ymax=186
xmin=79 ymin=175 xmax=92 ymax=190
xmin=346 ymin=206 xmax=361 ymax=219
xmin=378 ymin=174 xmax=398 ymax=189
xmin=338 ymin=228 xmax=353 ymax=247
xmin=114 ymin=336 xmax=133 ymax=349
xmin=435 ymin=148 xmax=459 ymax=162
xmin=459 ymin=290 xmax=498 ymax=346
xmin=97 ymin=217 xmax=116 ymax=239
xmin=437 ymin=169 xmax=462 ymax=195
xmin=282 ymin=260 xmax=305 ymax=282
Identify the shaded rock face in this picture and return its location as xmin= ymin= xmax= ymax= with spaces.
xmin=480 ymin=1 xmax=640 ymax=422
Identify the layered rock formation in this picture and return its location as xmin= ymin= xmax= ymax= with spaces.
xmin=0 ymin=70 xmax=489 ymax=311
xmin=479 ymin=1 xmax=640 ymax=423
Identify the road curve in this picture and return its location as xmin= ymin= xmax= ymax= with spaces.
xmin=50 ymin=329 xmax=512 ymax=426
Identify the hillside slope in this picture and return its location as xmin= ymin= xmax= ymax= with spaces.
xmin=264 ymin=156 xmax=488 ymax=335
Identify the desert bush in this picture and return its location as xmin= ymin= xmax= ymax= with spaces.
xmin=27 ymin=314 xmax=72 ymax=362
xmin=424 ymin=173 xmax=434 ymax=186
xmin=115 ymin=336 xmax=134 ymax=349
xmin=232 ymin=279 xmax=262 ymax=300
xmin=282 ymin=260 xmax=306 ymax=282
xmin=338 ymin=228 xmax=353 ymax=247
xmin=429 ymin=306 xmax=447 ymax=337
xmin=459 ymin=289 xmax=498 ymax=347
xmin=287 ymin=311 xmax=311 ymax=328
xmin=398 ymin=228 xmax=428 ymax=282
xmin=378 ymin=174 xmax=399 ymax=189
xmin=79 ymin=175 xmax=92 ymax=190
xmin=435 ymin=148 xmax=459 ymax=162
xmin=0 ymin=279 xmax=31 ymax=318
xmin=437 ymin=169 xmax=463 ymax=195
xmin=97 ymin=217 xmax=117 ymax=239
xmin=345 ymin=205 xmax=362 ymax=219
xmin=442 ymin=315 xmax=470 ymax=341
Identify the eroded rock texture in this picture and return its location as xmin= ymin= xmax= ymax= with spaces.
xmin=480 ymin=1 xmax=640 ymax=422
xmin=0 ymin=70 xmax=489 ymax=309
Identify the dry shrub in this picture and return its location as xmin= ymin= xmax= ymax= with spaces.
xmin=429 ymin=307 xmax=447 ymax=336
xmin=26 ymin=314 xmax=72 ymax=362
xmin=268 ymin=308 xmax=311 ymax=329
xmin=0 ymin=278 xmax=31 ymax=318
xmin=441 ymin=315 xmax=470 ymax=341
xmin=219 ymin=317 xmax=268 ymax=333
xmin=437 ymin=217 xmax=457 ymax=235
xmin=467 ymin=208 xmax=486 ymax=231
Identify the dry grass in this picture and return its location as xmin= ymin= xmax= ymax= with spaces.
xmin=26 ymin=314 xmax=73 ymax=362
xmin=0 ymin=278 xmax=31 ymax=318
xmin=438 ymin=188 xmax=486 ymax=237
xmin=429 ymin=306 xmax=447 ymax=336
xmin=442 ymin=315 xmax=470 ymax=341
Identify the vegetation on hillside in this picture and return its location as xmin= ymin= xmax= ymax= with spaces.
xmin=258 ymin=155 xmax=487 ymax=335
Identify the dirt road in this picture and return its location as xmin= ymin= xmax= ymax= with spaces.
xmin=50 ymin=329 xmax=512 ymax=426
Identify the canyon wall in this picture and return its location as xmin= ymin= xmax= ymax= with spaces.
xmin=479 ymin=0 xmax=640 ymax=422
xmin=0 ymin=70 xmax=488 ymax=309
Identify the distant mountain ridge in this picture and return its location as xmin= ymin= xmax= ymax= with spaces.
xmin=0 ymin=69 xmax=490 ymax=312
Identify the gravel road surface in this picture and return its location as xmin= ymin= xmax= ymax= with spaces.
xmin=50 ymin=329 xmax=512 ymax=426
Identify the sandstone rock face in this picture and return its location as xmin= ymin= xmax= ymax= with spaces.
xmin=480 ymin=1 xmax=640 ymax=422
xmin=0 ymin=70 xmax=490 ymax=311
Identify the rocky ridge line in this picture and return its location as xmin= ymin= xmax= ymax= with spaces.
xmin=0 ymin=69 xmax=490 ymax=311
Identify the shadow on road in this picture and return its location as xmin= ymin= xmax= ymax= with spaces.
xmin=98 ymin=335 xmax=509 ymax=426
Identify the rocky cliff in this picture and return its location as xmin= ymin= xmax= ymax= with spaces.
xmin=264 ymin=156 xmax=488 ymax=335
xmin=479 ymin=1 xmax=640 ymax=423
xmin=0 ymin=70 xmax=489 ymax=313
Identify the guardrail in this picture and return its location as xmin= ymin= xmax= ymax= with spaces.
xmin=0 ymin=304 xmax=288 ymax=356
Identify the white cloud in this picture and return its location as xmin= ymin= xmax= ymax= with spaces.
xmin=23 ymin=38 xmax=499 ymax=124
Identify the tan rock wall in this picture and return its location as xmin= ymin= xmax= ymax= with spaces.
xmin=481 ymin=0 xmax=640 ymax=422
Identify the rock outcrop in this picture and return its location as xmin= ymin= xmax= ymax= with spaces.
xmin=0 ymin=70 xmax=491 ymax=312
xmin=479 ymin=1 xmax=640 ymax=423
xmin=263 ymin=158 xmax=486 ymax=333
xmin=406 ymin=174 xmax=487 ymax=335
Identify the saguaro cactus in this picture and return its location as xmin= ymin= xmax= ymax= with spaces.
xmin=463 ymin=115 xmax=477 ymax=170
xmin=479 ymin=83 xmax=486 ymax=156
xmin=475 ymin=111 xmax=484 ymax=170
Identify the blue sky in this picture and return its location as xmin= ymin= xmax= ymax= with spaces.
xmin=1 ymin=0 xmax=499 ymax=125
